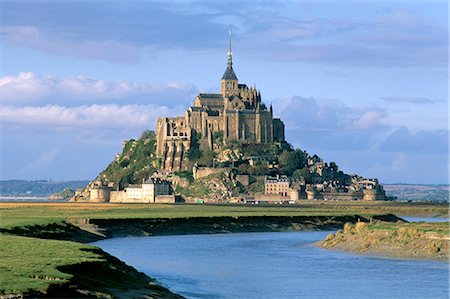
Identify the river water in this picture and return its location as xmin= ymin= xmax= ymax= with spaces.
xmin=94 ymin=228 xmax=449 ymax=299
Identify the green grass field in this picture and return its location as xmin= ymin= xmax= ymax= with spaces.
xmin=0 ymin=235 xmax=102 ymax=295
xmin=0 ymin=201 xmax=448 ymax=229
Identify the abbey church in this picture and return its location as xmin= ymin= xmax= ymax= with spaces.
xmin=156 ymin=36 xmax=285 ymax=172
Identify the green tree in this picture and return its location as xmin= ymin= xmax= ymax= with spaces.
xmin=140 ymin=130 xmax=155 ymax=140
xmin=248 ymin=165 xmax=269 ymax=176
xmin=278 ymin=149 xmax=307 ymax=176
xmin=198 ymin=149 xmax=217 ymax=167
xmin=119 ymin=159 xmax=130 ymax=168
xmin=186 ymin=147 xmax=202 ymax=161
xmin=292 ymin=167 xmax=313 ymax=183
xmin=329 ymin=161 xmax=339 ymax=172
xmin=213 ymin=131 xmax=224 ymax=142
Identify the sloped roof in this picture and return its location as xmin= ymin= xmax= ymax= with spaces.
xmin=222 ymin=65 xmax=238 ymax=80
xmin=198 ymin=93 xmax=223 ymax=98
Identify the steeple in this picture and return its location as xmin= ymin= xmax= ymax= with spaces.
xmin=227 ymin=30 xmax=233 ymax=66
xmin=221 ymin=30 xmax=238 ymax=97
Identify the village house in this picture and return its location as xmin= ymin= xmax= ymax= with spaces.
xmin=265 ymin=175 xmax=290 ymax=197
xmin=89 ymin=177 xmax=175 ymax=203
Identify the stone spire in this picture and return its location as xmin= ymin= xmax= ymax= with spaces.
xmin=227 ymin=30 xmax=232 ymax=66
xmin=222 ymin=31 xmax=238 ymax=81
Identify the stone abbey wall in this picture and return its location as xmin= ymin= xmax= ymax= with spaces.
xmin=155 ymin=47 xmax=285 ymax=172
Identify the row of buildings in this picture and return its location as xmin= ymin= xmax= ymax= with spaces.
xmin=264 ymin=175 xmax=387 ymax=201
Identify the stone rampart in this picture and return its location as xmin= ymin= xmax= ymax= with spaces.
xmin=89 ymin=188 xmax=110 ymax=202
xmin=193 ymin=167 xmax=227 ymax=180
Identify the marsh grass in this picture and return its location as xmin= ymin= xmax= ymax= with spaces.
xmin=319 ymin=220 xmax=449 ymax=259
xmin=0 ymin=235 xmax=102 ymax=295
xmin=0 ymin=201 xmax=447 ymax=229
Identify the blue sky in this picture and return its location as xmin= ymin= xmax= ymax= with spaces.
xmin=0 ymin=1 xmax=448 ymax=184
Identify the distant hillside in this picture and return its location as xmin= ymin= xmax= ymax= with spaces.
xmin=384 ymin=184 xmax=449 ymax=202
xmin=0 ymin=180 xmax=89 ymax=197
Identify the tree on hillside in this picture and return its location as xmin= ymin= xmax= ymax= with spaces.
xmin=186 ymin=147 xmax=202 ymax=161
xmin=140 ymin=130 xmax=155 ymax=140
xmin=292 ymin=167 xmax=313 ymax=183
xmin=248 ymin=164 xmax=269 ymax=176
xmin=279 ymin=149 xmax=307 ymax=176
xmin=329 ymin=161 xmax=339 ymax=172
xmin=198 ymin=149 xmax=217 ymax=167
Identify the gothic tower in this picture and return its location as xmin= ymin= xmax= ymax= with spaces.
xmin=221 ymin=31 xmax=238 ymax=98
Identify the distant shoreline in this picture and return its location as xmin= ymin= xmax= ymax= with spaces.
xmin=0 ymin=196 xmax=49 ymax=200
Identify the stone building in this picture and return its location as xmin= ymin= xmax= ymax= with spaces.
xmin=265 ymin=175 xmax=290 ymax=197
xmin=156 ymin=34 xmax=285 ymax=172
xmin=89 ymin=177 xmax=173 ymax=203
xmin=120 ymin=178 xmax=171 ymax=203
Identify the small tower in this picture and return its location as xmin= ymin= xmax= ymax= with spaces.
xmin=221 ymin=31 xmax=238 ymax=98
xmin=269 ymin=103 xmax=273 ymax=117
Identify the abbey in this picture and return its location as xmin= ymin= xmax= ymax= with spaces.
xmin=156 ymin=36 xmax=285 ymax=172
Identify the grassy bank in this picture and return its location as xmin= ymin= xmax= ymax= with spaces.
xmin=1 ymin=201 xmax=448 ymax=228
xmin=0 ymin=202 xmax=447 ymax=297
xmin=317 ymin=221 xmax=449 ymax=261
xmin=0 ymin=235 xmax=182 ymax=298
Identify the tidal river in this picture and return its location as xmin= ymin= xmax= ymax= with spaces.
xmin=93 ymin=226 xmax=449 ymax=299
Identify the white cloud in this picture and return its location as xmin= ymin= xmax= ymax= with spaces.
xmin=1 ymin=26 xmax=141 ymax=63
xmin=281 ymin=96 xmax=387 ymax=131
xmin=0 ymin=72 xmax=198 ymax=105
xmin=353 ymin=110 xmax=384 ymax=129
xmin=279 ymin=96 xmax=389 ymax=151
xmin=380 ymin=126 xmax=448 ymax=154
xmin=0 ymin=104 xmax=184 ymax=130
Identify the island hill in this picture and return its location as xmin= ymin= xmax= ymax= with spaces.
xmin=72 ymin=40 xmax=387 ymax=204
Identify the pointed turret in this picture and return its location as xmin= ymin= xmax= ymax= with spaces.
xmin=270 ymin=103 xmax=273 ymax=116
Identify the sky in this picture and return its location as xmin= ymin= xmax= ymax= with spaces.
xmin=0 ymin=0 xmax=448 ymax=184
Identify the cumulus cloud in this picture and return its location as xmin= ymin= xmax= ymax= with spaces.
xmin=380 ymin=126 xmax=449 ymax=154
xmin=0 ymin=3 xmax=227 ymax=63
xmin=0 ymin=72 xmax=198 ymax=106
xmin=279 ymin=96 xmax=388 ymax=151
xmin=0 ymin=104 xmax=184 ymax=130
xmin=380 ymin=96 xmax=443 ymax=104
xmin=281 ymin=96 xmax=387 ymax=131
xmin=1 ymin=26 xmax=141 ymax=63
xmin=1 ymin=2 xmax=446 ymax=67
xmin=239 ymin=5 xmax=447 ymax=67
